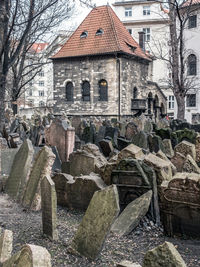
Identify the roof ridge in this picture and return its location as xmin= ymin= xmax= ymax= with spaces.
xmin=107 ymin=6 xmax=122 ymax=51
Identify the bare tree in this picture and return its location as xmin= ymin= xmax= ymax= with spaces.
xmin=0 ymin=0 xmax=93 ymax=131
xmin=145 ymin=0 xmax=199 ymax=120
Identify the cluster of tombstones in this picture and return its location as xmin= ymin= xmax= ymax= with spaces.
xmin=1 ymin=113 xmax=200 ymax=265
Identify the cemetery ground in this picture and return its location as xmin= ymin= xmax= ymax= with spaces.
xmin=0 ymin=192 xmax=200 ymax=267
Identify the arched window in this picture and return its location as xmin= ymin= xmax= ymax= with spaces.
xmin=188 ymin=54 xmax=197 ymax=75
xmin=82 ymin=81 xmax=90 ymax=101
xmin=99 ymin=79 xmax=108 ymax=101
xmin=133 ymin=87 xmax=138 ymax=99
xmin=66 ymin=82 xmax=73 ymax=101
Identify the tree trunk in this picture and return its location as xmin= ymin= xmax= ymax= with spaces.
xmin=0 ymin=75 xmax=6 ymax=132
xmin=175 ymin=93 xmax=185 ymax=120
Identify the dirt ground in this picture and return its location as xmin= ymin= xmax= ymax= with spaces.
xmin=0 ymin=192 xmax=200 ymax=267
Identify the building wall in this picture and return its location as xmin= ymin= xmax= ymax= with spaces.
xmin=53 ymin=55 xmax=166 ymax=118
xmin=113 ymin=1 xmax=170 ymax=88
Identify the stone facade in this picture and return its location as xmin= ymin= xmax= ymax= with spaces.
xmin=53 ymin=54 xmax=166 ymax=118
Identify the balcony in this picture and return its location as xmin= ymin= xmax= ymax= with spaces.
xmin=131 ymin=99 xmax=146 ymax=111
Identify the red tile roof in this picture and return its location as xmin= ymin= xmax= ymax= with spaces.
xmin=30 ymin=43 xmax=48 ymax=53
xmin=52 ymin=5 xmax=150 ymax=61
xmin=181 ymin=0 xmax=200 ymax=7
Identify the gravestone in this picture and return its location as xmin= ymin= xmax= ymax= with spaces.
xmin=171 ymin=152 xmax=186 ymax=172
xmin=22 ymin=146 xmax=55 ymax=210
xmin=112 ymin=190 xmax=152 ymax=236
xmin=99 ymin=139 xmax=114 ymax=157
xmin=160 ymin=173 xmax=200 ymax=238
xmin=144 ymin=153 xmax=172 ymax=185
xmin=111 ymin=159 xmax=160 ymax=223
xmin=132 ymin=131 xmax=148 ymax=150
xmin=117 ymin=144 xmax=144 ymax=163
xmin=5 ymin=139 xmax=34 ymax=201
xmin=0 ymin=148 xmax=19 ymax=176
xmin=183 ymin=154 xmax=200 ymax=174
xmin=174 ymin=140 xmax=196 ymax=160
xmin=52 ymin=173 xmax=106 ymax=210
xmin=41 ymin=176 xmax=58 ymax=240
xmin=0 ymin=230 xmax=13 ymax=264
xmin=45 ymin=118 xmax=75 ymax=162
xmin=125 ymin=122 xmax=138 ymax=140
xmin=70 ymin=185 xmax=120 ymax=260
xmin=3 ymin=244 xmax=51 ymax=267
xmin=143 ymin=241 xmax=186 ymax=267
xmin=163 ymin=139 xmax=174 ymax=158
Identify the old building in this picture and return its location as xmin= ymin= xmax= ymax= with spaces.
xmin=52 ymin=5 xmax=167 ymax=119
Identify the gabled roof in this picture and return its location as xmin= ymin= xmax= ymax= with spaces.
xmin=52 ymin=5 xmax=150 ymax=61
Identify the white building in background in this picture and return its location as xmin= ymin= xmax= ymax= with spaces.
xmin=24 ymin=43 xmax=53 ymax=108
xmin=113 ymin=0 xmax=170 ymax=88
xmin=21 ymin=32 xmax=71 ymax=117
xmin=181 ymin=1 xmax=200 ymax=123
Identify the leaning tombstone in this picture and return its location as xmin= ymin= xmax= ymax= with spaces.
xmin=41 ymin=176 xmax=58 ymax=240
xmin=69 ymin=185 xmax=120 ymax=260
xmin=5 ymin=139 xmax=34 ymax=201
xmin=0 ymin=230 xmax=13 ymax=264
xmin=111 ymin=190 xmax=152 ymax=236
xmin=3 ymin=244 xmax=51 ymax=267
xmin=22 ymin=146 xmax=55 ymax=210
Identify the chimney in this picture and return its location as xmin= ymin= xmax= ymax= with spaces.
xmin=138 ymin=31 xmax=145 ymax=51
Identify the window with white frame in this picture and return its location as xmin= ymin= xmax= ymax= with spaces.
xmin=143 ymin=6 xmax=150 ymax=15
xmin=29 ymin=89 xmax=32 ymax=96
xmin=128 ymin=28 xmax=132 ymax=35
xmin=188 ymin=15 xmax=197 ymax=28
xmin=186 ymin=94 xmax=196 ymax=107
xmin=39 ymin=81 xmax=44 ymax=86
xmin=125 ymin=7 xmax=132 ymax=17
xmin=168 ymin=95 xmax=174 ymax=109
xmin=39 ymin=90 xmax=44 ymax=97
xmin=143 ymin=28 xmax=150 ymax=42
xmin=38 ymin=71 xmax=44 ymax=77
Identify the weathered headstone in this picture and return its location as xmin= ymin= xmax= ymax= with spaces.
xmin=163 ymin=139 xmax=174 ymax=158
xmin=99 ymin=139 xmax=114 ymax=157
xmin=171 ymin=152 xmax=186 ymax=172
xmin=41 ymin=176 xmax=58 ymax=240
xmin=160 ymin=172 xmax=200 ymax=238
xmin=183 ymin=154 xmax=200 ymax=174
xmin=45 ymin=118 xmax=75 ymax=162
xmin=3 ymin=244 xmax=51 ymax=267
xmin=111 ymin=190 xmax=152 ymax=236
xmin=144 ymin=153 xmax=172 ymax=185
xmin=174 ymin=140 xmax=196 ymax=160
xmin=0 ymin=230 xmax=13 ymax=264
xmin=5 ymin=139 xmax=34 ymax=201
xmin=22 ymin=146 xmax=55 ymax=210
xmin=117 ymin=144 xmax=144 ymax=163
xmin=143 ymin=241 xmax=187 ymax=267
xmin=70 ymin=185 xmax=120 ymax=260
xmin=0 ymin=148 xmax=19 ymax=176
xmin=52 ymin=173 xmax=106 ymax=210
xmin=132 ymin=131 xmax=149 ymax=150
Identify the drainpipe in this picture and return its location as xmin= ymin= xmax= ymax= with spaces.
xmin=117 ymin=58 xmax=121 ymax=121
